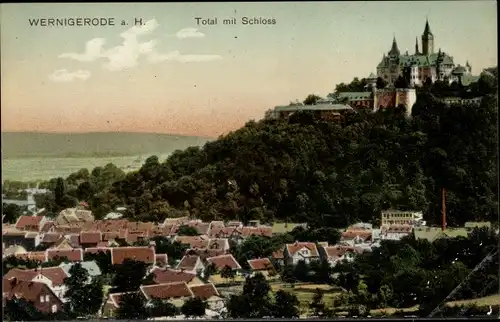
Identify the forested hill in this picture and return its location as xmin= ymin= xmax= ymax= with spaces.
xmin=1 ymin=132 xmax=211 ymax=158
xmin=28 ymin=75 xmax=498 ymax=228
xmin=69 ymin=90 xmax=495 ymax=227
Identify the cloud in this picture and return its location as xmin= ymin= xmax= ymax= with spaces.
xmin=58 ymin=19 xmax=221 ymax=72
xmin=149 ymin=50 xmax=222 ymax=63
xmin=176 ymin=28 xmax=205 ymax=39
xmin=59 ymin=38 xmax=106 ymax=62
xmin=48 ymin=69 xmax=91 ymax=82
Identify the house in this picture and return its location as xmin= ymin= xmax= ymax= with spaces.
xmin=4 ymin=267 xmax=69 ymax=301
xmin=284 ymin=242 xmax=320 ymax=265
xmin=3 ymin=278 xmax=64 ymax=314
xmin=101 ymin=291 xmax=137 ymax=317
xmin=189 ymin=283 xmax=224 ymax=311
xmin=206 ymin=254 xmax=242 ymax=272
xmin=39 ymin=233 xmax=64 ymax=249
xmin=271 ymin=249 xmax=285 ymax=267
xmin=185 ymin=248 xmax=226 ymax=260
xmin=149 ymin=267 xmax=204 ymax=286
xmin=176 ymin=255 xmax=205 ymax=275
xmin=2 ymin=230 xmax=38 ymax=250
xmin=55 ymin=208 xmax=94 ymax=225
xmin=110 ymin=246 xmax=156 ymax=265
xmin=14 ymin=251 xmax=48 ymax=262
xmin=47 ymin=248 xmax=84 ymax=262
xmin=174 ymin=236 xmax=210 ymax=249
xmin=51 ymin=236 xmax=76 ymax=250
xmin=3 ymin=245 xmax=28 ymax=258
xmin=319 ymin=245 xmax=363 ymax=267
xmin=207 ymin=238 xmax=230 ymax=252
xmin=380 ymin=224 xmax=413 ymax=240
xmin=79 ymin=231 xmax=102 ymax=248
xmin=340 ymin=230 xmax=372 ymax=246
xmin=59 ymin=261 xmax=101 ymax=283
xmin=14 ymin=215 xmax=47 ymax=232
xmin=140 ymin=282 xmax=194 ymax=308
xmin=247 ymin=258 xmax=276 ymax=276
xmin=381 ymin=210 xmax=426 ymax=226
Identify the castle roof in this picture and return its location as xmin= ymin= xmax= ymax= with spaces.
xmin=377 ymin=52 xmax=454 ymax=68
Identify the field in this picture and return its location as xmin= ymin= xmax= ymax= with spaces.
xmin=446 ymin=294 xmax=500 ymax=308
xmin=1 ymin=132 xmax=212 ymax=182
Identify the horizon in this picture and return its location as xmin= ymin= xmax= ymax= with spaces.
xmin=1 ymin=130 xmax=216 ymax=139
xmin=1 ymin=2 xmax=497 ymax=137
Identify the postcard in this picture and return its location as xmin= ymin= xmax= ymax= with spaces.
xmin=0 ymin=2 xmax=498 ymax=320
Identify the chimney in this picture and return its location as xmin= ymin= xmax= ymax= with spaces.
xmin=441 ymin=188 xmax=447 ymax=231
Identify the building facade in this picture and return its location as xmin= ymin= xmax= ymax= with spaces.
xmin=377 ymin=19 xmax=472 ymax=86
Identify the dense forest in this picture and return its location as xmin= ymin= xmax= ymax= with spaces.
xmin=3 ymin=70 xmax=498 ymax=228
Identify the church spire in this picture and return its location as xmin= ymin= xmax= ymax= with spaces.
xmin=424 ymin=17 xmax=433 ymax=36
xmin=389 ymin=35 xmax=400 ymax=56
xmin=415 ymin=37 xmax=420 ymax=55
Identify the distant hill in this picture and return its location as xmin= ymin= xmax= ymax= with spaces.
xmin=1 ymin=132 xmax=213 ymax=159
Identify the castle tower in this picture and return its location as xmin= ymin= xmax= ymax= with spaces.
xmin=415 ymin=37 xmax=420 ymax=55
xmin=388 ymin=36 xmax=400 ymax=57
xmin=421 ymin=18 xmax=434 ymax=55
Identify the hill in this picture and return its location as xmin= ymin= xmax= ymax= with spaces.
xmin=1 ymin=132 xmax=212 ymax=159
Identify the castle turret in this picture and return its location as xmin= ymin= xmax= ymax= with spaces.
xmin=421 ymin=18 xmax=434 ymax=55
xmin=388 ymin=36 xmax=400 ymax=57
xmin=415 ymin=37 xmax=420 ymax=55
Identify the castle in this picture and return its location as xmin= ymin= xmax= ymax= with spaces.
xmin=377 ymin=19 xmax=472 ymax=86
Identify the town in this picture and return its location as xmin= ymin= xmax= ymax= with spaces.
xmin=2 ymin=194 xmax=497 ymax=319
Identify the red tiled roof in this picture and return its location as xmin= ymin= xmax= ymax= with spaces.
xmin=208 ymin=238 xmax=229 ymax=250
xmin=40 ymin=221 xmax=55 ymax=233
xmin=14 ymin=251 xmax=47 ymax=262
xmin=206 ymin=254 xmax=241 ymax=270
xmin=108 ymin=292 xmax=137 ymax=308
xmin=15 ymin=216 xmax=44 ymax=231
xmin=189 ymin=283 xmax=219 ymax=300
xmin=84 ymin=247 xmax=111 ymax=255
xmin=285 ymin=242 xmax=319 ymax=257
xmin=240 ymin=226 xmax=273 ymax=238
xmin=341 ymin=230 xmax=372 ymax=240
xmin=41 ymin=233 xmax=63 ymax=244
xmin=140 ymin=282 xmax=193 ymax=300
xmin=47 ymin=248 xmax=83 ymax=262
xmin=247 ymin=258 xmax=274 ymax=271
xmin=110 ymin=246 xmax=155 ymax=265
xmin=3 ymin=278 xmax=63 ymax=309
xmin=176 ymin=255 xmax=200 ymax=271
xmin=150 ymin=268 xmax=197 ymax=284
xmin=186 ymin=248 xmax=225 ymax=260
xmin=79 ymin=231 xmax=102 ymax=244
xmin=4 ymin=267 xmax=68 ymax=286
xmin=174 ymin=236 xmax=209 ymax=249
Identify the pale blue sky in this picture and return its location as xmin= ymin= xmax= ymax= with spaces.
xmin=1 ymin=1 xmax=497 ymax=136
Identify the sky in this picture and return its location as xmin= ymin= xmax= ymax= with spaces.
xmin=1 ymin=1 xmax=497 ymax=137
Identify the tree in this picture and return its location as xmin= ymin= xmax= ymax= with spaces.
xmin=272 ymin=290 xmax=300 ymax=318
xmin=4 ymin=298 xmax=44 ymax=321
xmin=227 ymin=273 xmax=273 ymax=318
xmin=309 ymin=288 xmax=333 ymax=317
xmin=111 ymin=259 xmax=149 ymax=293
xmin=149 ymin=298 xmax=179 ymax=317
xmin=220 ymin=265 xmax=236 ymax=280
xmin=177 ymin=225 xmax=199 ymax=236
xmin=394 ymin=76 xmax=409 ymax=89
xmin=2 ymin=203 xmax=22 ymax=224
xmin=294 ymin=259 xmax=310 ymax=282
xmin=181 ymin=297 xmax=207 ymax=317
xmin=376 ymin=77 xmax=387 ymax=89
xmin=115 ymin=292 xmax=147 ymax=319
xmin=303 ymin=94 xmax=322 ymax=105
xmin=63 ymin=263 xmax=104 ymax=317
xmin=54 ymin=177 xmax=65 ymax=208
